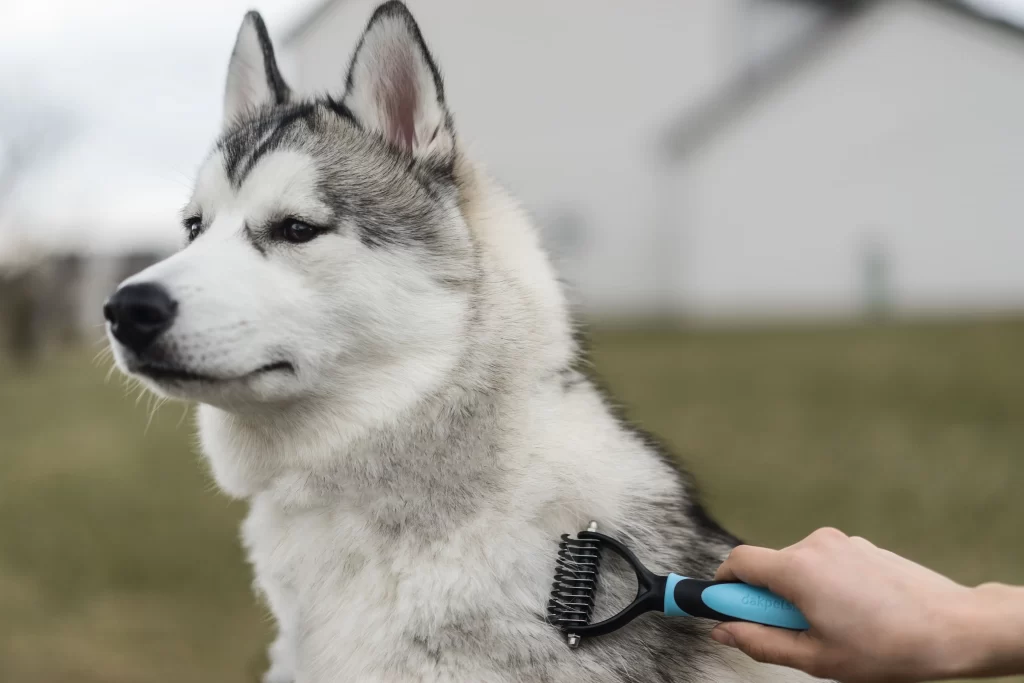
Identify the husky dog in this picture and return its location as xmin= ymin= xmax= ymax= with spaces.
xmin=104 ymin=3 xmax=818 ymax=682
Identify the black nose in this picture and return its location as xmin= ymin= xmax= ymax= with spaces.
xmin=103 ymin=283 xmax=178 ymax=353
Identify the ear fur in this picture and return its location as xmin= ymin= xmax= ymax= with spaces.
xmin=223 ymin=11 xmax=291 ymax=127
xmin=342 ymin=2 xmax=455 ymax=164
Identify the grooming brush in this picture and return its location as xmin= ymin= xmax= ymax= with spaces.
xmin=547 ymin=522 xmax=809 ymax=648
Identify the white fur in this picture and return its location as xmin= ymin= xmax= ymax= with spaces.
xmin=106 ymin=6 xmax=824 ymax=682
xmin=112 ymin=155 xmax=817 ymax=681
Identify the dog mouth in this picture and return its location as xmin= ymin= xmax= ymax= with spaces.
xmin=133 ymin=360 xmax=295 ymax=384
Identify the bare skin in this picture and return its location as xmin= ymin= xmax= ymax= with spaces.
xmin=710 ymin=528 xmax=1024 ymax=682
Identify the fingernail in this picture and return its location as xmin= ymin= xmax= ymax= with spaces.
xmin=710 ymin=628 xmax=737 ymax=648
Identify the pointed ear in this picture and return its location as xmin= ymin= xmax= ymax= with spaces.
xmin=223 ymin=11 xmax=291 ymax=127
xmin=342 ymin=2 xmax=454 ymax=164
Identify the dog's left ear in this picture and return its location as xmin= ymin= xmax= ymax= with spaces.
xmin=223 ymin=11 xmax=291 ymax=127
xmin=342 ymin=2 xmax=454 ymax=164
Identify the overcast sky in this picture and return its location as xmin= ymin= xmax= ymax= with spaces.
xmin=2 ymin=0 xmax=1023 ymax=252
xmin=0 ymin=0 xmax=317 ymax=251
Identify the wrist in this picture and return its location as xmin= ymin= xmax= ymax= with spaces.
xmin=946 ymin=583 xmax=1024 ymax=679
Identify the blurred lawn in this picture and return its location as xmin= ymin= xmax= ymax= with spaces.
xmin=1 ymin=319 xmax=1022 ymax=682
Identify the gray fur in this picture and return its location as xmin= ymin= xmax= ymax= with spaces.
xmin=106 ymin=4 xmax=820 ymax=682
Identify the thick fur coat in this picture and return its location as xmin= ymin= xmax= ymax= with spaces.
xmin=106 ymin=4 xmax=820 ymax=681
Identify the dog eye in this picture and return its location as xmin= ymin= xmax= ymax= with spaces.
xmin=184 ymin=217 xmax=203 ymax=242
xmin=276 ymin=220 xmax=320 ymax=244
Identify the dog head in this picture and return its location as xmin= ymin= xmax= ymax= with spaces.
xmin=106 ymin=2 xmax=475 ymax=415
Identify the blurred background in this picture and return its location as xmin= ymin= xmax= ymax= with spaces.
xmin=1 ymin=0 xmax=1023 ymax=681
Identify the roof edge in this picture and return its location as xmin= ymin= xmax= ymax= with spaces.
xmin=931 ymin=0 xmax=1024 ymax=40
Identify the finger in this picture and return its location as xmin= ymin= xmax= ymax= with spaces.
xmin=711 ymin=623 xmax=820 ymax=674
xmin=714 ymin=545 xmax=786 ymax=587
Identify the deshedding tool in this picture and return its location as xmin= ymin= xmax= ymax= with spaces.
xmin=547 ymin=522 xmax=810 ymax=648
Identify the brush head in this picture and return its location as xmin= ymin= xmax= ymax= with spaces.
xmin=546 ymin=522 xmax=603 ymax=645
xmin=546 ymin=525 xmax=667 ymax=646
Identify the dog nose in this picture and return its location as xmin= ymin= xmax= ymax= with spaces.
xmin=103 ymin=283 xmax=178 ymax=353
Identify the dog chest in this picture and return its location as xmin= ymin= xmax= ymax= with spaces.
xmin=243 ymin=496 xmax=560 ymax=680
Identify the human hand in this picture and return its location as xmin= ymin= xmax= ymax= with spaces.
xmin=710 ymin=528 xmax=1024 ymax=682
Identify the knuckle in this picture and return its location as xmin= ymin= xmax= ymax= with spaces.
xmin=850 ymin=535 xmax=875 ymax=549
xmin=788 ymin=635 xmax=832 ymax=678
xmin=726 ymin=545 xmax=751 ymax=563
xmin=810 ymin=527 xmax=847 ymax=545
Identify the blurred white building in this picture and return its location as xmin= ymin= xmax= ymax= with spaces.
xmin=283 ymin=0 xmax=1024 ymax=319
xmin=663 ymin=1 xmax=1024 ymax=318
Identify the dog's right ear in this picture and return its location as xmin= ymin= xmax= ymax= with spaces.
xmin=223 ymin=11 xmax=291 ymax=128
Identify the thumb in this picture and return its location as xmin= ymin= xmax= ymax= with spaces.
xmin=711 ymin=623 xmax=818 ymax=673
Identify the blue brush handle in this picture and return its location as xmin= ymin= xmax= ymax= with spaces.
xmin=664 ymin=574 xmax=809 ymax=630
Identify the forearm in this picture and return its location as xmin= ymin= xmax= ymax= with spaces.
xmin=949 ymin=583 xmax=1024 ymax=680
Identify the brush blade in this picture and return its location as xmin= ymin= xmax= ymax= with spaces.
xmin=546 ymin=531 xmax=603 ymax=633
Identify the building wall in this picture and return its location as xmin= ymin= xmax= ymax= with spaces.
xmin=286 ymin=0 xmax=828 ymax=315
xmin=678 ymin=0 xmax=1024 ymax=316
xmin=285 ymin=0 xmax=1024 ymax=318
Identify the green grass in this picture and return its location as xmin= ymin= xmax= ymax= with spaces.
xmin=0 ymin=353 xmax=267 ymax=682
xmin=2 ymin=319 xmax=1023 ymax=682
